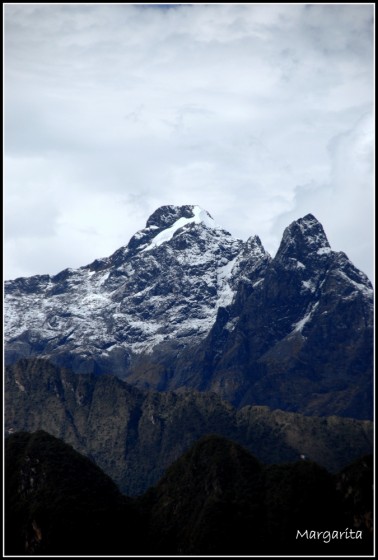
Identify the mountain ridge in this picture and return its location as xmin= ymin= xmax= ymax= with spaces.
xmin=5 ymin=358 xmax=373 ymax=496
xmin=4 ymin=205 xmax=373 ymax=419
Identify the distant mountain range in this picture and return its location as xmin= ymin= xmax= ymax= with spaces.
xmin=4 ymin=205 xmax=374 ymax=419
xmin=5 ymin=430 xmax=373 ymax=556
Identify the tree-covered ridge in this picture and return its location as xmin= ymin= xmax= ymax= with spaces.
xmin=5 ymin=358 xmax=373 ymax=495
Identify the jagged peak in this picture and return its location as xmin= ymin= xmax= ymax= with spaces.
xmin=128 ymin=205 xmax=225 ymax=254
xmin=242 ymin=235 xmax=271 ymax=261
xmin=275 ymin=214 xmax=331 ymax=262
xmin=245 ymin=234 xmax=267 ymax=251
xmin=146 ymin=205 xmax=212 ymax=229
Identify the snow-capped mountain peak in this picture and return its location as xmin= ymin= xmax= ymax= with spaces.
xmin=126 ymin=205 xmax=226 ymax=256
xmin=146 ymin=205 xmax=198 ymax=228
xmin=141 ymin=205 xmax=222 ymax=253
xmin=146 ymin=204 xmax=218 ymax=229
xmin=4 ymin=205 xmax=269 ymax=372
xmin=4 ymin=207 xmax=373 ymax=420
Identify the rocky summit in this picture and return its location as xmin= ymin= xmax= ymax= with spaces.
xmin=4 ymin=205 xmax=373 ymax=419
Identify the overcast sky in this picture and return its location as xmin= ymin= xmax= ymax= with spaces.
xmin=4 ymin=3 xmax=374 ymax=282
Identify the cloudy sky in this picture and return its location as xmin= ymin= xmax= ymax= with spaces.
xmin=4 ymin=3 xmax=374 ymax=282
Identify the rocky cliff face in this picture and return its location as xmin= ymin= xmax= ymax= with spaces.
xmin=4 ymin=206 xmax=373 ymax=418
xmin=5 ymin=359 xmax=373 ymax=496
xmin=179 ymin=214 xmax=374 ymax=418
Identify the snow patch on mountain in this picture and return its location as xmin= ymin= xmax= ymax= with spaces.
xmin=142 ymin=206 xmax=220 ymax=252
xmin=337 ymin=270 xmax=374 ymax=298
xmin=301 ymin=279 xmax=316 ymax=293
xmin=317 ymin=247 xmax=331 ymax=255
xmin=293 ymin=302 xmax=319 ymax=333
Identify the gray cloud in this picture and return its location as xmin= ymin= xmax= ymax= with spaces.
xmin=4 ymin=4 xmax=374 ymax=281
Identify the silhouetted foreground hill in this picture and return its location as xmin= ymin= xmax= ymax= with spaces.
xmin=5 ymin=431 xmax=373 ymax=556
xmin=5 ymin=431 xmax=141 ymax=555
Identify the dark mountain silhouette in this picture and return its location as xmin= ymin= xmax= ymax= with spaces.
xmin=4 ymin=430 xmax=141 ymax=556
xmin=5 ymin=431 xmax=373 ymax=556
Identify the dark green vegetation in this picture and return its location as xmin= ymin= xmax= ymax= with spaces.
xmin=6 ymin=358 xmax=373 ymax=496
xmin=5 ymin=431 xmax=373 ymax=556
